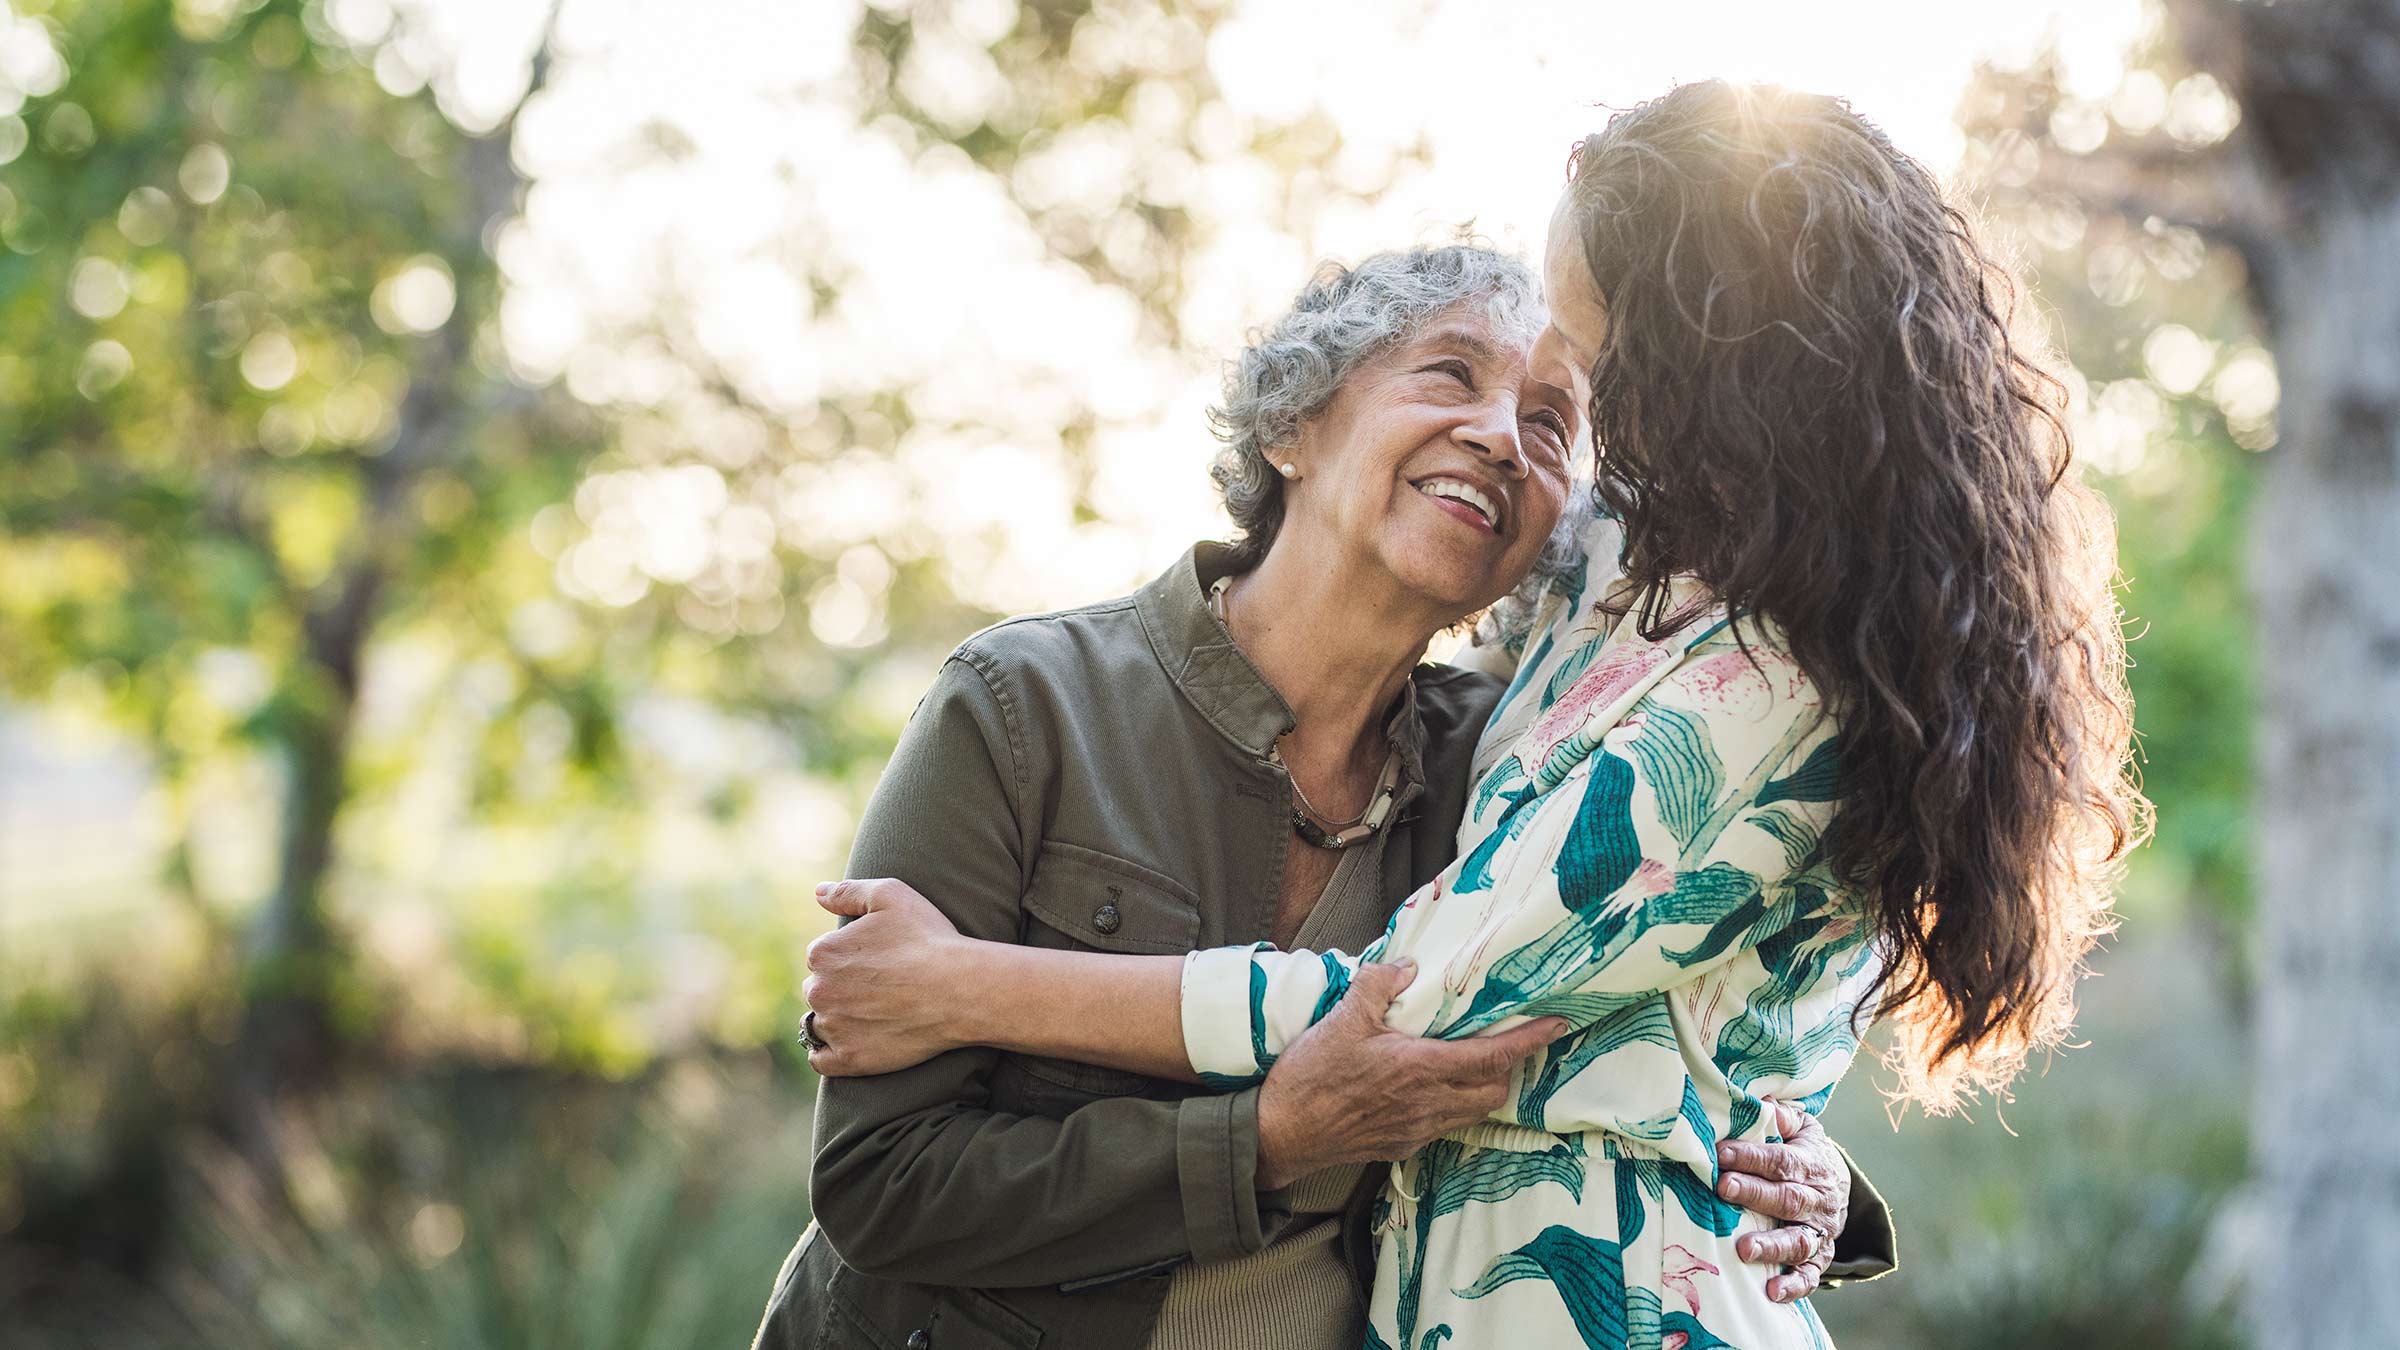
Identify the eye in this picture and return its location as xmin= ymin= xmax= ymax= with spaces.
xmin=1425 ymin=359 xmax=1475 ymax=389
xmin=1527 ymin=409 xmax=1569 ymax=446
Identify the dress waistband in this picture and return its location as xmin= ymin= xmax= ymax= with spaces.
xmin=1439 ymin=1119 xmax=1570 ymax=1155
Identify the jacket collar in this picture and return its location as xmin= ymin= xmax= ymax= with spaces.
xmin=1133 ymin=542 xmax=1430 ymax=792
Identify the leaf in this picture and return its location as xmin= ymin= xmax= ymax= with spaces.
xmin=1754 ymin=735 xmax=1844 ymax=806
xmin=1425 ymin=1139 xmax=1588 ymax=1220
xmin=1655 ymin=866 xmax=1775 ymax=968
xmin=1555 ymin=751 xmax=1644 ymax=911
xmin=1542 ymin=631 xmax=1609 ymax=710
xmin=1746 ymin=804 xmax=1823 ymax=872
xmin=1622 ymin=704 xmax=1724 ymax=851
xmin=1471 ymin=754 xmax=1530 ymax=821
xmin=1454 ymin=776 xmax=1544 ymax=894
xmin=1516 ymin=1000 xmax=1675 ymax=1126
xmin=1452 ymin=1226 xmax=1633 ymax=1350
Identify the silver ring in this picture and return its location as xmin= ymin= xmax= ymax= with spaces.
xmin=1802 ymin=1223 xmax=1833 ymax=1265
xmin=799 ymin=1010 xmax=828 ymax=1053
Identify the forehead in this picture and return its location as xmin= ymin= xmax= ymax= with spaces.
xmin=1392 ymin=308 xmax=1536 ymax=367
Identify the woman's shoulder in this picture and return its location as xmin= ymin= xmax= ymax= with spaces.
xmin=947 ymin=592 xmax=1150 ymax=690
xmin=1652 ymin=612 xmax=1826 ymax=722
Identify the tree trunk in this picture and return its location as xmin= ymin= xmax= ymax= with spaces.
xmin=227 ymin=575 xmax=377 ymax=1164
xmin=231 ymin=702 xmax=354 ymax=1093
xmin=2247 ymin=193 xmax=2400 ymax=1348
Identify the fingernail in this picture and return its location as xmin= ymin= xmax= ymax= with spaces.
xmin=1717 ymin=1142 xmax=1736 ymax=1164
xmin=1394 ymin=958 xmax=1416 ymax=972
xmin=815 ymin=882 xmax=832 ymax=895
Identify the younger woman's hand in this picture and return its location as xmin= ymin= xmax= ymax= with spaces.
xmin=802 ymin=877 xmax=975 ymax=1076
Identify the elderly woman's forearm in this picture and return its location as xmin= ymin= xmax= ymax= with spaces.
xmin=957 ymin=944 xmax=1198 ymax=1080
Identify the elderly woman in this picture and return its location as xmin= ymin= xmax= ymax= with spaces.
xmin=789 ymin=82 xmax=2144 ymax=1350
xmin=752 ymin=240 xmax=1890 ymax=1350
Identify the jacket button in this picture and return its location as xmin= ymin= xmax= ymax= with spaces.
xmin=1093 ymin=903 xmax=1122 ymax=935
xmin=907 ymin=1332 xmax=930 ymax=1350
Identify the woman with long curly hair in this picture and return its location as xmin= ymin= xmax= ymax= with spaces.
xmin=802 ymin=80 xmax=2145 ymax=1348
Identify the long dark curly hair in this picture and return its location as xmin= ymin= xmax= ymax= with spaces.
xmin=1566 ymin=81 xmax=2148 ymax=1110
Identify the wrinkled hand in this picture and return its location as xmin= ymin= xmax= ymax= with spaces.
xmin=801 ymin=878 xmax=973 ymax=1076
xmin=1254 ymin=962 xmax=1566 ymax=1190
xmin=1716 ymin=1100 xmax=1852 ymax=1303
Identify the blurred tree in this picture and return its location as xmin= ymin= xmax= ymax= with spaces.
xmin=0 ymin=0 xmax=588 ymax=1159
xmin=1965 ymin=0 xmax=2400 ymax=1342
xmin=0 ymin=0 xmax=1401 ymax=1169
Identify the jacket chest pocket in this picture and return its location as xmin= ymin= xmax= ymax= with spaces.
xmin=1010 ymin=841 xmax=1201 ymax=1098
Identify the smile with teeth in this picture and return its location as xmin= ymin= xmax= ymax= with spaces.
xmin=1415 ymin=477 xmax=1503 ymax=532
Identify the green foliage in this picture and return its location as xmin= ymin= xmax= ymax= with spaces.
xmin=2 ymin=1029 xmax=814 ymax=1349
xmin=1959 ymin=51 xmax=2265 ymax=951
xmin=1820 ymin=1115 xmax=2245 ymax=1350
xmin=0 ymin=0 xmax=1400 ymax=1073
xmin=163 ymin=1064 xmax=814 ymax=1350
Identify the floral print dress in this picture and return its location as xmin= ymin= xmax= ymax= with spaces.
xmin=1180 ymin=546 xmax=1882 ymax=1350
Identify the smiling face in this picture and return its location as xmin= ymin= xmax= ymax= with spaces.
xmin=1280 ymin=301 xmax=1580 ymax=615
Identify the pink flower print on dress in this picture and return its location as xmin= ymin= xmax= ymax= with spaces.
xmin=1519 ymin=639 xmax=1674 ymax=781
xmin=1632 ymin=858 xmax=1675 ymax=897
xmin=1662 ymin=1244 xmax=1722 ymax=1316
xmin=1670 ymin=647 xmax=1809 ymax=724
xmin=1606 ymin=857 xmax=1678 ymax=922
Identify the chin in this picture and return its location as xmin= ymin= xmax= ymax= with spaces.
xmin=1390 ymin=548 xmax=1508 ymax=617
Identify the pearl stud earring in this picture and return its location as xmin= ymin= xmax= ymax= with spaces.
xmin=1278 ymin=462 xmax=1298 ymax=480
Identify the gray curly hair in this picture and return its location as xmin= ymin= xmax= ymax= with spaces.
xmin=1207 ymin=244 xmax=1558 ymax=574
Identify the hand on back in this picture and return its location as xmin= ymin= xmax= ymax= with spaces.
xmin=1254 ymin=961 xmax=1566 ymax=1189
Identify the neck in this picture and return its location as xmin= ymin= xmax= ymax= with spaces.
xmin=1225 ymin=538 xmax=1452 ymax=766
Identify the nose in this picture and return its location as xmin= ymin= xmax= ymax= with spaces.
xmin=1452 ymin=395 xmax=1528 ymax=477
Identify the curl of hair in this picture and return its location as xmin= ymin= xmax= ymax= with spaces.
xmin=1564 ymin=82 xmax=2149 ymax=1112
xmin=1208 ymin=244 xmax=1545 ymax=571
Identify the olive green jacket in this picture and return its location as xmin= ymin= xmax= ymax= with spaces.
xmin=752 ymin=544 xmax=1894 ymax=1350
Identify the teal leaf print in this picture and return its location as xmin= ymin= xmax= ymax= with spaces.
xmin=1426 ymin=1137 xmax=1590 ymax=1215
xmin=1305 ymin=950 xmax=1353 ymax=1024
xmin=1626 ymin=1287 xmax=1665 ymax=1347
xmin=1677 ymin=1075 xmax=1717 ymax=1155
xmin=1754 ymin=734 xmax=1843 ymax=806
xmin=1489 ymin=627 xmax=1556 ymax=724
xmin=1505 ymin=988 xmax=1655 ymax=1029
xmin=1516 ymin=1000 xmax=1675 ymax=1127
xmin=1471 ymin=754 xmax=1529 ymax=823
xmin=1247 ymin=958 xmax=1278 ymax=1074
xmin=1615 ymin=1160 xmax=1647 ymax=1246
xmin=1747 ymin=803 xmax=1824 ymax=871
xmin=1621 ymin=1157 xmax=1745 ymax=1237
xmin=1455 ymin=777 xmax=1544 ymax=894
xmin=1622 ymin=705 xmax=1724 ymax=852
xmin=1543 ymin=631 xmax=1610 ymax=711
xmin=1555 ymin=751 xmax=1643 ymax=910
xmin=1453 ymin=1226 xmax=1635 ymax=1350
xmin=1656 ymin=867 xmax=1775 ymax=968
xmin=1663 ymin=1310 xmax=1740 ymax=1350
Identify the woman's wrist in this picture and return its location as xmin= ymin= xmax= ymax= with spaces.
xmin=931 ymin=934 xmax=1001 ymax=1050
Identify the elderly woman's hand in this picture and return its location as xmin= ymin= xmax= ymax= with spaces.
xmin=802 ymin=878 xmax=976 ymax=1076
xmin=1717 ymin=1100 xmax=1854 ymax=1302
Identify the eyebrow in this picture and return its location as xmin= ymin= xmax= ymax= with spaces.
xmin=1416 ymin=326 xmax=1510 ymax=366
xmin=1417 ymin=325 xmax=1576 ymax=413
